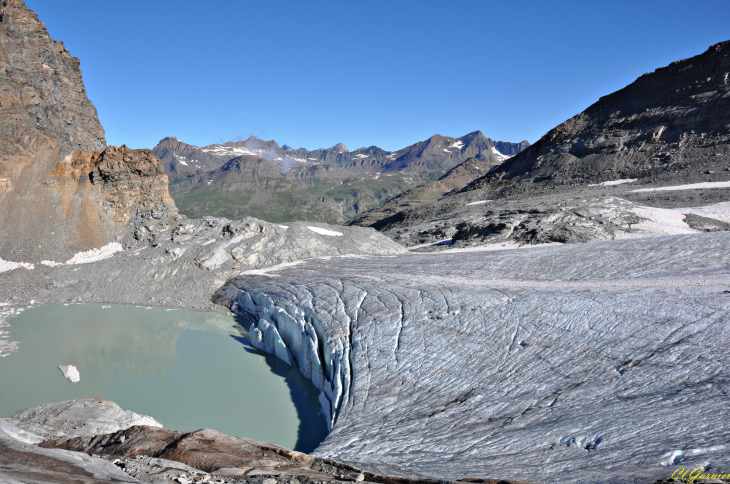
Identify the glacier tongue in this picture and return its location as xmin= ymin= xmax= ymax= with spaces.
xmin=217 ymin=231 xmax=730 ymax=484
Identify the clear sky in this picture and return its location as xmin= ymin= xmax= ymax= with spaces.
xmin=24 ymin=0 xmax=730 ymax=152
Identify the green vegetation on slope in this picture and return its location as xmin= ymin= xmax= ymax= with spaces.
xmin=169 ymin=172 xmax=426 ymax=224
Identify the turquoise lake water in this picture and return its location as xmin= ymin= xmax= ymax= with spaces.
xmin=0 ymin=303 xmax=328 ymax=453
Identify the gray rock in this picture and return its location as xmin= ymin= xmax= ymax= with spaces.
xmin=0 ymin=216 xmax=407 ymax=311
xmin=8 ymin=398 xmax=162 ymax=442
xmin=0 ymin=425 xmax=138 ymax=483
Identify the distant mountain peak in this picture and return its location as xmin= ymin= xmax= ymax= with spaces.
xmin=329 ymin=143 xmax=348 ymax=153
xmin=462 ymin=130 xmax=486 ymax=139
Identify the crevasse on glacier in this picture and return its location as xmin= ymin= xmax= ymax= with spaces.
xmin=231 ymin=290 xmax=350 ymax=430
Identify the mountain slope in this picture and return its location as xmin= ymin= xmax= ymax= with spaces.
xmin=462 ymin=40 xmax=730 ymax=198
xmin=349 ymin=157 xmax=502 ymax=228
xmin=382 ymin=131 xmax=528 ymax=173
xmin=169 ymin=155 xmax=424 ymax=223
xmin=156 ymin=131 xmax=529 ymax=181
xmin=152 ymin=136 xmax=232 ymax=179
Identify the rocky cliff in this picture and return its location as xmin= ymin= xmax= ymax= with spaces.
xmin=0 ymin=0 xmax=176 ymax=262
xmin=42 ymin=146 xmax=178 ymax=253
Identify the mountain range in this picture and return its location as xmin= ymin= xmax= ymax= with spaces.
xmin=152 ymin=132 xmax=529 ymax=223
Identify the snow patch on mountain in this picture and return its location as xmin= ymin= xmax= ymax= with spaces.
xmin=0 ymin=259 xmax=34 ymax=273
xmin=307 ymin=226 xmax=343 ymax=237
xmin=65 ymin=243 xmax=124 ymax=265
xmin=490 ymin=146 xmax=510 ymax=162
xmin=589 ymin=178 xmax=637 ymax=186
xmin=631 ymin=180 xmax=730 ymax=192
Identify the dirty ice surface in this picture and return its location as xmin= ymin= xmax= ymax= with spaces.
xmin=225 ymin=231 xmax=730 ymax=484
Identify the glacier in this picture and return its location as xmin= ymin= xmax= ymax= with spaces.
xmin=215 ymin=231 xmax=730 ymax=484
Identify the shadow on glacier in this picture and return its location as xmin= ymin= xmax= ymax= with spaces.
xmin=231 ymin=315 xmax=328 ymax=454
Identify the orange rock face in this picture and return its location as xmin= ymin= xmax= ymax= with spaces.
xmin=0 ymin=0 xmax=177 ymax=262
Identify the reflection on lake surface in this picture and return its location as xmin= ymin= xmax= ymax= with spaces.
xmin=0 ymin=304 xmax=328 ymax=453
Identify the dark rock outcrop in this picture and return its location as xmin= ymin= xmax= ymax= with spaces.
xmin=0 ymin=430 xmax=137 ymax=483
xmin=42 ymin=146 xmax=178 ymax=250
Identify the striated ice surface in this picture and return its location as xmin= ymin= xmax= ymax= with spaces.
xmin=218 ymin=232 xmax=730 ymax=484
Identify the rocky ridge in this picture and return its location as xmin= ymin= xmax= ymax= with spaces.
xmin=348 ymin=157 xmax=503 ymax=229
xmin=464 ymin=40 xmax=730 ymax=198
xmin=156 ymin=132 xmax=528 ymax=180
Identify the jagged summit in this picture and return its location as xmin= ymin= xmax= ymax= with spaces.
xmin=155 ymin=132 xmax=529 ymax=181
xmin=0 ymin=0 xmax=106 ymax=158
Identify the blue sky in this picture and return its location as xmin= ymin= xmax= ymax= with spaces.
xmin=25 ymin=0 xmax=730 ymax=152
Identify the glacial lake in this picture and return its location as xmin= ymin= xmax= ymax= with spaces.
xmin=0 ymin=304 xmax=328 ymax=453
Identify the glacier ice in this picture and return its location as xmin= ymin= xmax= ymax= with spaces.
xmin=217 ymin=231 xmax=730 ymax=483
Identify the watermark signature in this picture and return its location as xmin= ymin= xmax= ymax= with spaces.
xmin=672 ymin=467 xmax=730 ymax=483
